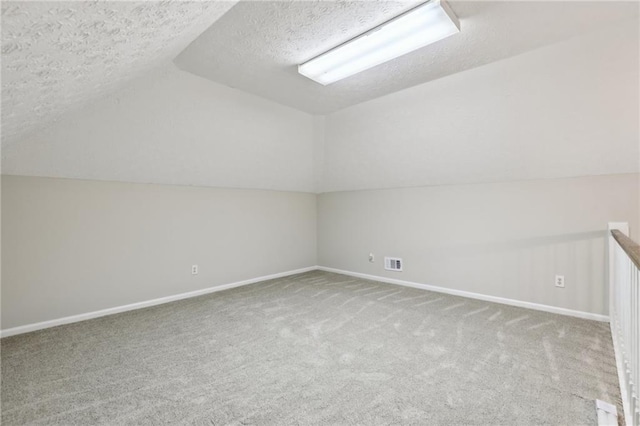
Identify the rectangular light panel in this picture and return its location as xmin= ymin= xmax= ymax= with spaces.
xmin=298 ymin=0 xmax=460 ymax=85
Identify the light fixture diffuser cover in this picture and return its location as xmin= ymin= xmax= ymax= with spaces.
xmin=298 ymin=0 xmax=460 ymax=85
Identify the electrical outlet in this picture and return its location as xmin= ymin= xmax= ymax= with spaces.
xmin=555 ymin=275 xmax=564 ymax=288
xmin=192 ymin=265 xmax=198 ymax=275
xmin=368 ymin=253 xmax=375 ymax=262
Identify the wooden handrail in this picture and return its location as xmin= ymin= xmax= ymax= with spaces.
xmin=611 ymin=229 xmax=640 ymax=270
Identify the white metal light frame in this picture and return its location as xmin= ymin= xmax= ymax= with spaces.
xmin=298 ymin=0 xmax=460 ymax=85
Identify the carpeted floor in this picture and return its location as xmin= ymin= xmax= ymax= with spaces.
xmin=1 ymin=271 xmax=621 ymax=425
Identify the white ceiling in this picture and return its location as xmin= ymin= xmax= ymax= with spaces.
xmin=2 ymin=0 xmax=638 ymax=149
xmin=175 ymin=1 xmax=639 ymax=114
xmin=1 ymin=0 xmax=237 ymax=147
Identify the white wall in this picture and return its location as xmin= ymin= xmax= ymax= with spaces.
xmin=321 ymin=19 xmax=639 ymax=192
xmin=1 ymin=64 xmax=318 ymax=193
xmin=2 ymin=17 xmax=638 ymax=330
xmin=318 ymin=174 xmax=639 ymax=316
xmin=317 ymin=19 xmax=640 ymax=317
xmin=1 ymin=176 xmax=316 ymax=329
xmin=1 ymin=63 xmax=323 ymax=330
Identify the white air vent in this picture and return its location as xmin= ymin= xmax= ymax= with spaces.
xmin=384 ymin=257 xmax=403 ymax=272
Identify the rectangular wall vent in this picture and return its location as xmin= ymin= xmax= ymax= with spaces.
xmin=384 ymin=257 xmax=403 ymax=272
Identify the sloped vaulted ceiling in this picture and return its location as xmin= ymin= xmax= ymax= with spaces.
xmin=1 ymin=0 xmax=237 ymax=147
xmin=2 ymin=0 xmax=638 ymax=169
xmin=4 ymin=0 xmax=639 ymax=148
xmin=175 ymin=1 xmax=639 ymax=114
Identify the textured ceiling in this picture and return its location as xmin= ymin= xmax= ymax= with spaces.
xmin=175 ymin=1 xmax=639 ymax=114
xmin=1 ymin=0 xmax=237 ymax=147
xmin=2 ymin=0 xmax=638 ymax=149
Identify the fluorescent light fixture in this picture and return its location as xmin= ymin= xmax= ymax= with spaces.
xmin=298 ymin=0 xmax=460 ymax=85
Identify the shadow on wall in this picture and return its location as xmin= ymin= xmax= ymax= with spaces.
xmin=428 ymin=230 xmax=605 ymax=255
xmin=411 ymin=230 xmax=608 ymax=315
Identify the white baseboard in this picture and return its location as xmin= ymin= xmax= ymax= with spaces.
xmin=317 ymin=266 xmax=609 ymax=322
xmin=0 ymin=266 xmax=317 ymax=338
xmin=3 ymin=265 xmax=608 ymax=338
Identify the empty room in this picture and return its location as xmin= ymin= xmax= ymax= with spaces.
xmin=1 ymin=0 xmax=639 ymax=424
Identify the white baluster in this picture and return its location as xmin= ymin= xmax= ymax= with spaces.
xmin=608 ymin=223 xmax=639 ymax=426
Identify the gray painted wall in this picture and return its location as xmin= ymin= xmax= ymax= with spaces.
xmin=321 ymin=19 xmax=639 ymax=192
xmin=2 ymin=18 xmax=638 ymax=330
xmin=314 ymin=20 xmax=639 ymax=317
xmin=1 ymin=176 xmax=317 ymax=329
xmin=2 ymin=65 xmax=318 ymax=193
xmin=317 ymin=174 xmax=639 ymax=316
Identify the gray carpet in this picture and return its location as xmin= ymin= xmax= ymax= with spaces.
xmin=1 ymin=271 xmax=621 ymax=425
